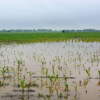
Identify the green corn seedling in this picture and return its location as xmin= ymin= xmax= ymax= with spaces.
xmin=0 ymin=67 xmax=6 ymax=79
xmin=18 ymin=78 xmax=25 ymax=92
xmin=12 ymin=67 xmax=15 ymax=73
xmin=0 ymin=81 xmax=3 ymax=86
xmin=58 ymin=92 xmax=63 ymax=98
xmin=38 ymin=93 xmax=43 ymax=97
xmin=74 ymin=84 xmax=77 ymax=91
xmin=63 ymin=74 xmax=67 ymax=81
xmin=45 ymin=68 xmax=48 ymax=79
xmin=41 ymin=61 xmax=44 ymax=66
xmin=11 ymin=67 xmax=16 ymax=86
xmin=52 ymin=59 xmax=56 ymax=63
xmin=27 ymin=71 xmax=36 ymax=84
xmin=47 ymin=86 xmax=52 ymax=94
xmin=58 ymin=78 xmax=60 ymax=85
xmin=6 ymin=66 xmax=9 ymax=76
xmin=64 ymin=81 xmax=68 ymax=92
xmin=72 ymin=84 xmax=77 ymax=92
xmin=27 ymin=85 xmax=30 ymax=95
xmin=48 ymin=75 xmax=53 ymax=85
xmin=40 ymin=78 xmax=44 ymax=85
xmin=53 ymin=70 xmax=55 ymax=77
xmin=18 ymin=60 xmax=23 ymax=65
xmin=70 ymin=70 xmax=71 ymax=75
xmin=84 ymin=68 xmax=90 ymax=77
xmin=83 ymin=78 xmax=87 ymax=84
xmin=53 ymin=73 xmax=58 ymax=82
xmin=18 ymin=60 xmax=20 ymax=65
xmin=57 ymin=58 xmax=60 ymax=63
xmin=41 ymin=70 xmax=45 ymax=75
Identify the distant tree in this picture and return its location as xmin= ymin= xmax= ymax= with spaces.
xmin=66 ymin=30 xmax=69 ymax=32
xmin=62 ymin=30 xmax=65 ymax=33
xmin=62 ymin=30 xmax=69 ymax=33
xmin=7 ymin=30 xmax=10 ymax=32
xmin=2 ymin=29 xmax=6 ymax=32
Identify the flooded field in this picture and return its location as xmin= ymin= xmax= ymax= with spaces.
xmin=0 ymin=39 xmax=100 ymax=100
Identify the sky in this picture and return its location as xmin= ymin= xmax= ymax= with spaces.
xmin=0 ymin=0 xmax=100 ymax=30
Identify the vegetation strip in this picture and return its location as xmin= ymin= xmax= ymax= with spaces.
xmin=0 ymin=32 xmax=100 ymax=43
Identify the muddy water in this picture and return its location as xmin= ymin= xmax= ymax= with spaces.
xmin=0 ymin=39 xmax=100 ymax=100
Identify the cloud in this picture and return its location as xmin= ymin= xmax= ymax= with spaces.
xmin=0 ymin=0 xmax=100 ymax=30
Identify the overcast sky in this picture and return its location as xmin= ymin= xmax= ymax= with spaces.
xmin=0 ymin=0 xmax=100 ymax=30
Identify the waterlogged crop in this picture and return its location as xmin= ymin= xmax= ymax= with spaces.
xmin=18 ymin=78 xmax=25 ymax=92
xmin=40 ymin=78 xmax=44 ymax=85
xmin=11 ymin=67 xmax=15 ymax=73
xmin=45 ymin=68 xmax=48 ymax=79
xmin=64 ymin=81 xmax=69 ymax=93
xmin=11 ymin=67 xmax=16 ymax=86
xmin=57 ymin=58 xmax=60 ymax=63
xmin=27 ymin=85 xmax=30 ymax=95
xmin=27 ymin=71 xmax=36 ymax=84
xmin=0 ymin=67 xmax=6 ymax=79
xmin=52 ymin=70 xmax=58 ymax=82
xmin=48 ymin=75 xmax=53 ymax=85
xmin=73 ymin=84 xmax=77 ymax=92
xmin=17 ymin=60 xmax=23 ymax=65
xmin=84 ymin=68 xmax=90 ymax=77
xmin=0 ymin=81 xmax=3 ymax=86
xmin=41 ymin=61 xmax=44 ymax=66
xmin=54 ymin=74 xmax=58 ymax=82
xmin=58 ymin=92 xmax=63 ymax=98
xmin=47 ymin=86 xmax=52 ymax=96
xmin=6 ymin=66 xmax=9 ymax=76
xmin=58 ymin=78 xmax=60 ymax=85
xmin=63 ymin=74 xmax=67 ymax=81
xmin=38 ymin=93 xmax=44 ymax=97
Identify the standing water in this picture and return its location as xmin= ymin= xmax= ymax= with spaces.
xmin=0 ymin=39 xmax=100 ymax=100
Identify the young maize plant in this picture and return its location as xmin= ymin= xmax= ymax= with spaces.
xmin=45 ymin=68 xmax=48 ymax=79
xmin=0 ymin=67 xmax=6 ymax=79
xmin=84 ymin=68 xmax=90 ymax=78
xmin=18 ymin=78 xmax=25 ymax=92
xmin=64 ymin=81 xmax=69 ymax=93
xmin=27 ymin=71 xmax=36 ymax=84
